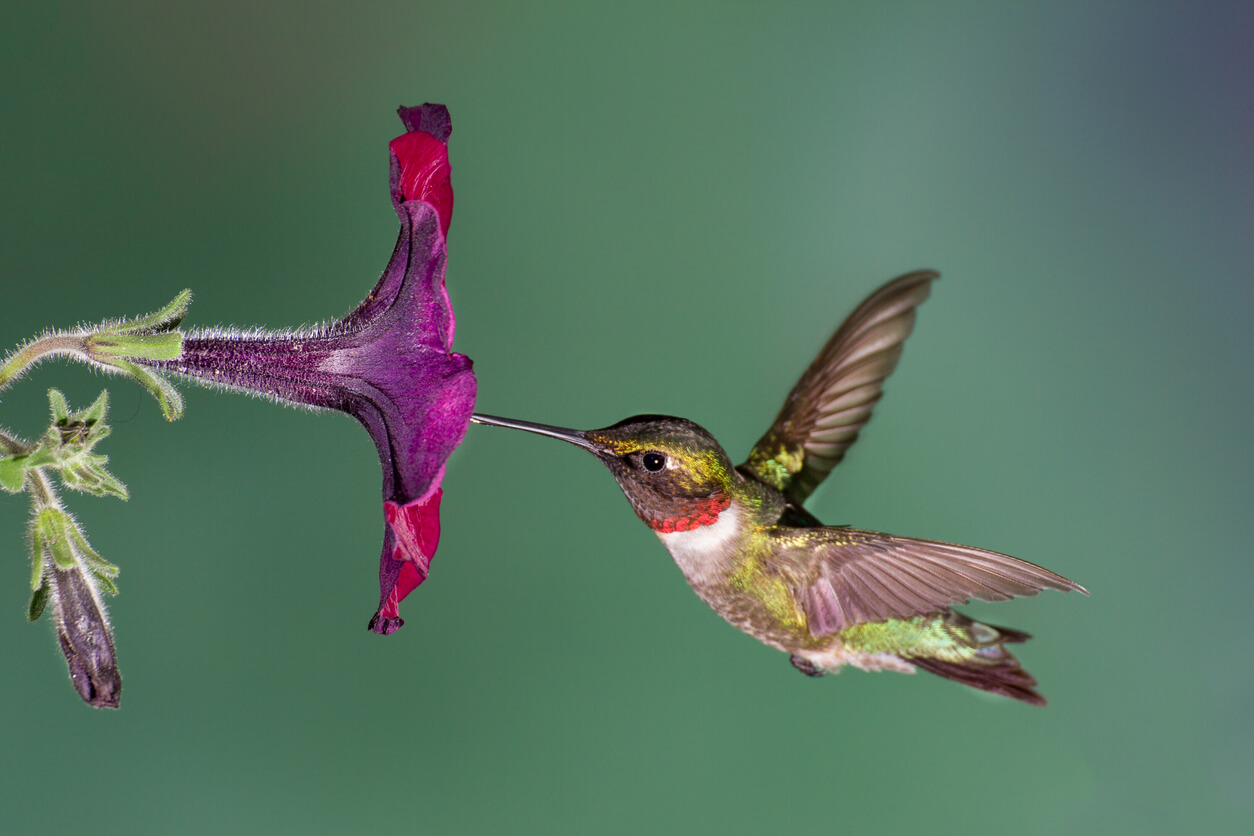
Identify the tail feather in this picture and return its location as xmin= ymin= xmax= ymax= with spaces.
xmin=986 ymin=622 xmax=1033 ymax=644
xmin=912 ymin=654 xmax=1046 ymax=706
xmin=912 ymin=611 xmax=1047 ymax=706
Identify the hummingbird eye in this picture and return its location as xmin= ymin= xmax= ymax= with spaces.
xmin=641 ymin=452 xmax=667 ymax=472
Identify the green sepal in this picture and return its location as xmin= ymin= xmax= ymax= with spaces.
xmin=27 ymin=582 xmax=50 ymax=622
xmin=79 ymin=390 xmax=109 ymax=428
xmin=33 ymin=507 xmax=77 ymax=569
xmin=66 ymin=516 xmax=105 ymax=566
xmin=57 ymin=454 xmax=129 ymax=500
xmin=107 ymin=360 xmax=184 ymax=421
xmin=90 ymin=569 xmax=119 ymax=596
xmin=29 ymin=539 xmax=44 ymax=589
xmin=49 ymin=389 xmax=107 ymax=434
xmin=101 ymin=289 xmax=192 ymax=336
xmin=28 ymin=390 xmax=130 ymax=499
xmin=23 ymin=448 xmax=57 ymax=469
xmin=30 ymin=506 xmax=117 ymax=579
xmin=88 ymin=331 xmax=184 ymax=361
xmin=47 ymin=388 xmax=71 ymax=424
xmin=80 ymin=291 xmax=190 ymax=413
xmin=0 ymin=457 xmax=26 ymax=492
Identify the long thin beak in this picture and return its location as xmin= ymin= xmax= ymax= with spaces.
xmin=471 ymin=413 xmax=599 ymax=452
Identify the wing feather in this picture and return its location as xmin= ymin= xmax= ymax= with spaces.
xmin=776 ymin=528 xmax=1087 ymax=637
xmin=741 ymin=271 xmax=939 ymax=504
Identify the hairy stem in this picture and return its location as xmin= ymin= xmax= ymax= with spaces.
xmin=0 ymin=428 xmax=31 ymax=456
xmin=0 ymin=335 xmax=89 ymax=393
xmin=26 ymin=466 xmax=57 ymax=507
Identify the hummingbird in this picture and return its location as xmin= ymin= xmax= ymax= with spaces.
xmin=472 ymin=270 xmax=1087 ymax=705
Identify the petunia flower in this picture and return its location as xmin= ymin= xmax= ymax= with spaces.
xmin=140 ymin=104 xmax=476 ymax=634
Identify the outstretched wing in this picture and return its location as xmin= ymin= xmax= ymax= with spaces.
xmin=772 ymin=527 xmax=1087 ymax=637
xmin=740 ymin=270 xmax=938 ymax=505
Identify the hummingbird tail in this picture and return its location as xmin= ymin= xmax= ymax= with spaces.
xmin=908 ymin=612 xmax=1047 ymax=706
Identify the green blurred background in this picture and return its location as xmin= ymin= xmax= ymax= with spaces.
xmin=2 ymin=2 xmax=1250 ymax=833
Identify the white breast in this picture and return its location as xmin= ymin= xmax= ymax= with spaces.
xmin=655 ymin=506 xmax=741 ymax=584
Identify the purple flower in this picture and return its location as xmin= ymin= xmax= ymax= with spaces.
xmin=145 ymin=104 xmax=475 ymax=633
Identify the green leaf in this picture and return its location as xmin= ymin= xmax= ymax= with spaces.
xmin=0 ymin=457 xmax=26 ymax=492
xmin=27 ymin=582 xmax=49 ymax=622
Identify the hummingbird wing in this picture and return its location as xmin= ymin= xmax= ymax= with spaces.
xmin=740 ymin=270 xmax=937 ymax=505
xmin=774 ymin=527 xmax=1087 ymax=637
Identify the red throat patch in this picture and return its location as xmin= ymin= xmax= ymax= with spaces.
xmin=648 ymin=493 xmax=732 ymax=533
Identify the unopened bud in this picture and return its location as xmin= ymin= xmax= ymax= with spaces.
xmin=49 ymin=563 xmax=121 ymax=708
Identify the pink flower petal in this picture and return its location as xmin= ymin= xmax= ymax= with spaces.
xmin=147 ymin=103 xmax=473 ymax=636
xmin=390 ymin=131 xmax=453 ymax=236
xmin=371 ymin=488 xmax=444 ymax=634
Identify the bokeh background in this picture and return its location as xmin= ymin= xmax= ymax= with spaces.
xmin=2 ymin=2 xmax=1250 ymax=833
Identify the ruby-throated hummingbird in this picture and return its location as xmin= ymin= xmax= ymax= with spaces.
xmin=473 ymin=271 xmax=1086 ymax=705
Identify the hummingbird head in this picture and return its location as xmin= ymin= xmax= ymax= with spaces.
xmin=471 ymin=413 xmax=741 ymax=533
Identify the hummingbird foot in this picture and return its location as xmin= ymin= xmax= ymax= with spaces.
xmin=790 ymin=655 xmax=827 ymax=677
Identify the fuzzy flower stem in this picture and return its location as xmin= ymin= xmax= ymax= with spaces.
xmin=26 ymin=464 xmax=55 ymax=505
xmin=0 ymin=335 xmax=88 ymax=393
xmin=0 ymin=429 xmax=30 ymax=456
